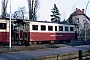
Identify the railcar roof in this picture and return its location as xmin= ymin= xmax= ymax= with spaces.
xmin=0 ymin=18 xmax=76 ymax=25
xmin=24 ymin=20 xmax=76 ymax=25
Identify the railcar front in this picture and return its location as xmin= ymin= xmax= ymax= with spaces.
xmin=0 ymin=19 xmax=9 ymax=45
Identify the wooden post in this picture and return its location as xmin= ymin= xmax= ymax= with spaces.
xmin=79 ymin=50 xmax=82 ymax=60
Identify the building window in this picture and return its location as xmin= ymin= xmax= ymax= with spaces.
xmin=48 ymin=26 xmax=53 ymax=31
xmin=76 ymin=18 xmax=79 ymax=23
xmin=0 ymin=23 xmax=6 ymax=29
xmin=77 ymin=26 xmax=79 ymax=29
xmin=65 ymin=26 xmax=69 ymax=31
xmin=41 ymin=25 xmax=46 ymax=31
xmin=55 ymin=26 xmax=57 ymax=31
xmin=32 ymin=25 xmax=38 ymax=30
xmin=59 ymin=26 xmax=63 ymax=31
xmin=70 ymin=27 xmax=74 ymax=31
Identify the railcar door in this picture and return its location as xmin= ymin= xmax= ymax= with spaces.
xmin=23 ymin=22 xmax=30 ymax=46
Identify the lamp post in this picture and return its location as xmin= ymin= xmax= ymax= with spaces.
xmin=84 ymin=0 xmax=90 ymax=42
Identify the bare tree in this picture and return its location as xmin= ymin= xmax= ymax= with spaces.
xmin=1 ymin=0 xmax=8 ymax=18
xmin=28 ymin=0 xmax=39 ymax=20
xmin=12 ymin=6 xmax=26 ymax=20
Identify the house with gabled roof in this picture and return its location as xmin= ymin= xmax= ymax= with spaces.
xmin=67 ymin=8 xmax=90 ymax=40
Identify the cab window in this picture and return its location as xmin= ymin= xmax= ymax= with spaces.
xmin=0 ymin=23 xmax=6 ymax=29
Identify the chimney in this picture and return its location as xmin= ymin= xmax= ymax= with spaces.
xmin=76 ymin=8 xmax=78 ymax=11
xmin=82 ymin=9 xmax=84 ymax=13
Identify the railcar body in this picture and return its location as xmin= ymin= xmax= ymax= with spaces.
xmin=23 ymin=20 xmax=76 ymax=43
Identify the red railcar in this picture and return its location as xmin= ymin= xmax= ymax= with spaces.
xmin=23 ymin=20 xmax=76 ymax=44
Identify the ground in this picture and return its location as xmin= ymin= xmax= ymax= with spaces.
xmin=0 ymin=40 xmax=89 ymax=54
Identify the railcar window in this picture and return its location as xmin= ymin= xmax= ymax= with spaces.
xmin=0 ymin=23 xmax=6 ymax=29
xmin=59 ymin=26 xmax=63 ymax=31
xmin=65 ymin=26 xmax=69 ymax=31
xmin=41 ymin=25 xmax=46 ymax=31
xmin=70 ymin=27 xmax=74 ymax=31
xmin=48 ymin=26 xmax=53 ymax=31
xmin=32 ymin=25 xmax=38 ymax=30
xmin=55 ymin=26 xmax=57 ymax=31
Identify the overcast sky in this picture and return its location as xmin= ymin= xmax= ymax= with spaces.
xmin=0 ymin=0 xmax=90 ymax=21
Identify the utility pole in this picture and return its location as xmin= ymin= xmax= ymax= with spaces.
xmin=84 ymin=0 xmax=90 ymax=42
xmin=9 ymin=0 xmax=11 ymax=49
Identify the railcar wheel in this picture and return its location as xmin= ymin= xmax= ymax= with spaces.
xmin=66 ymin=40 xmax=71 ymax=43
xmin=54 ymin=40 xmax=61 ymax=44
xmin=60 ymin=41 xmax=63 ymax=44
